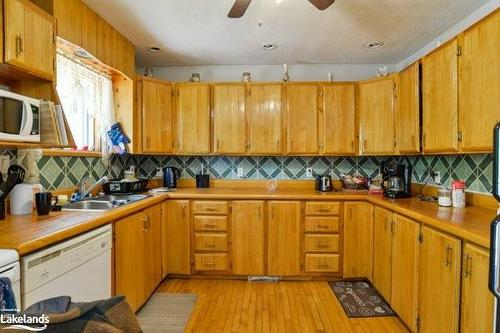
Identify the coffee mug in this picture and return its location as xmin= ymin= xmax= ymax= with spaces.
xmin=35 ymin=192 xmax=58 ymax=216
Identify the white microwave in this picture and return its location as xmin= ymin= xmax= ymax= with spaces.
xmin=0 ymin=89 xmax=40 ymax=142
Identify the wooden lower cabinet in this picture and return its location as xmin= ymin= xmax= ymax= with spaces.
xmin=268 ymin=201 xmax=301 ymax=276
xmin=373 ymin=207 xmax=393 ymax=301
xmin=391 ymin=214 xmax=420 ymax=332
xmin=418 ymin=226 xmax=461 ymax=333
xmin=343 ymin=202 xmax=374 ymax=279
xmin=114 ymin=204 xmax=162 ymax=312
xmin=162 ymin=200 xmax=191 ymax=275
xmin=460 ymin=243 xmax=495 ymax=333
xmin=231 ymin=201 xmax=265 ymax=275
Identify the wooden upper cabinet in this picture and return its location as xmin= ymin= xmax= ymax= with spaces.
xmin=343 ymin=202 xmax=374 ymax=279
xmin=460 ymin=243 xmax=495 ymax=333
xmin=4 ymin=0 xmax=55 ymax=80
xmin=372 ymin=207 xmax=393 ymax=302
xmin=459 ymin=11 xmax=500 ymax=152
xmin=138 ymin=77 xmax=173 ymax=154
xmin=321 ymin=83 xmax=357 ymax=155
xmin=175 ymin=84 xmax=211 ymax=154
xmin=357 ymin=77 xmax=395 ymax=155
xmin=213 ymin=84 xmax=246 ymax=154
xmin=391 ymin=214 xmax=420 ymax=332
xmin=396 ymin=62 xmax=421 ymax=154
xmin=268 ymin=201 xmax=301 ymax=276
xmin=418 ymin=226 xmax=461 ymax=333
xmin=96 ymin=17 xmax=114 ymax=67
xmin=80 ymin=3 xmax=98 ymax=57
xmin=422 ymin=39 xmax=459 ymax=153
xmin=285 ymin=83 xmax=319 ymax=154
xmin=53 ymin=0 xmax=81 ymax=45
xmin=247 ymin=84 xmax=283 ymax=155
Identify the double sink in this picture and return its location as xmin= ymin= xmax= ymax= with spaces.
xmin=62 ymin=194 xmax=149 ymax=212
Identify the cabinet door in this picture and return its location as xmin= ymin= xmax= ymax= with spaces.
xmin=139 ymin=78 xmax=173 ymax=154
xmin=343 ymin=202 xmax=374 ymax=279
xmin=461 ymin=243 xmax=494 ymax=333
xmin=176 ymin=84 xmax=211 ymax=154
xmin=247 ymin=84 xmax=283 ymax=155
xmin=372 ymin=207 xmax=392 ymax=301
xmin=459 ymin=12 xmax=500 ymax=152
xmin=114 ymin=211 xmax=146 ymax=312
xmin=396 ymin=63 xmax=421 ymax=154
xmin=4 ymin=0 xmax=55 ymax=80
xmin=286 ymin=84 xmax=319 ymax=154
xmin=418 ymin=226 xmax=461 ymax=333
xmin=268 ymin=201 xmax=301 ymax=275
xmin=80 ymin=3 xmax=98 ymax=57
xmin=422 ymin=40 xmax=459 ymax=153
xmin=96 ymin=17 xmax=113 ymax=66
xmin=391 ymin=214 xmax=420 ymax=332
xmin=213 ymin=84 xmax=246 ymax=154
xmin=162 ymin=200 xmax=191 ymax=275
xmin=358 ymin=77 xmax=395 ymax=155
xmin=53 ymin=0 xmax=81 ymax=46
xmin=322 ymin=84 xmax=357 ymax=155
xmin=231 ymin=201 xmax=265 ymax=275
xmin=143 ymin=205 xmax=163 ymax=295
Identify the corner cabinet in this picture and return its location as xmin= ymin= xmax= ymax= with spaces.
xmin=114 ymin=204 xmax=162 ymax=312
xmin=137 ymin=77 xmax=174 ymax=154
xmin=175 ymin=83 xmax=211 ymax=154
xmin=285 ymin=83 xmax=320 ymax=155
xmin=3 ymin=0 xmax=55 ymax=80
xmin=422 ymin=40 xmax=459 ymax=153
xmin=357 ymin=77 xmax=395 ymax=155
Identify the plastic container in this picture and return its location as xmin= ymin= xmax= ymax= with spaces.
xmin=438 ymin=187 xmax=452 ymax=207
xmin=452 ymin=180 xmax=466 ymax=208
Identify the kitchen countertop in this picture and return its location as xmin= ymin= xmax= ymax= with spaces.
xmin=0 ymin=187 xmax=495 ymax=255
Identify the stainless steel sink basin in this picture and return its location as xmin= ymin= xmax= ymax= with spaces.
xmin=62 ymin=194 xmax=150 ymax=212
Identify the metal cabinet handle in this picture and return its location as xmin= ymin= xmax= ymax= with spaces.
xmin=445 ymin=246 xmax=453 ymax=266
xmin=464 ymin=255 xmax=473 ymax=278
xmin=317 ymin=244 xmax=329 ymax=249
xmin=317 ymin=264 xmax=330 ymax=269
xmin=204 ymin=262 xmax=216 ymax=267
xmin=203 ymin=224 xmax=217 ymax=229
xmin=15 ymin=35 xmax=22 ymax=57
xmin=204 ymin=207 xmax=217 ymax=212
xmin=204 ymin=243 xmax=216 ymax=248
xmin=318 ymin=208 xmax=330 ymax=213
xmin=317 ymin=225 xmax=330 ymax=230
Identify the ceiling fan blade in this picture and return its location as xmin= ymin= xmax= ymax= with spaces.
xmin=228 ymin=0 xmax=252 ymax=18
xmin=308 ymin=0 xmax=335 ymax=10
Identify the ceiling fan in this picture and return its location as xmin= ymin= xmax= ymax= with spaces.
xmin=228 ymin=0 xmax=335 ymax=18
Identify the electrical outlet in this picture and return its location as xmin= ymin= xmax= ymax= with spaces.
xmin=306 ymin=167 xmax=313 ymax=178
xmin=0 ymin=156 xmax=9 ymax=175
xmin=237 ymin=167 xmax=244 ymax=178
xmin=434 ymin=171 xmax=441 ymax=185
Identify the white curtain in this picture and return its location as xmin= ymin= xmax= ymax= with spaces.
xmin=56 ymin=54 xmax=115 ymax=158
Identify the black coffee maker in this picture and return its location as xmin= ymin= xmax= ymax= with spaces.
xmin=163 ymin=166 xmax=181 ymax=188
xmin=381 ymin=160 xmax=412 ymax=198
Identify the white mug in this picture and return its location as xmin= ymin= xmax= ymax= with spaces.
xmin=10 ymin=183 xmax=43 ymax=215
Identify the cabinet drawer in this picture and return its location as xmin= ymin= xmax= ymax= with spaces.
xmin=193 ymin=201 xmax=229 ymax=215
xmin=305 ymin=217 xmax=340 ymax=233
xmin=195 ymin=233 xmax=228 ymax=251
xmin=305 ymin=254 xmax=340 ymax=273
xmin=194 ymin=253 xmax=228 ymax=271
xmin=194 ymin=216 xmax=228 ymax=231
xmin=305 ymin=202 xmax=340 ymax=216
xmin=305 ymin=234 xmax=340 ymax=253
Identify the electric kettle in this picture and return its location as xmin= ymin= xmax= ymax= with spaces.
xmin=163 ymin=166 xmax=181 ymax=188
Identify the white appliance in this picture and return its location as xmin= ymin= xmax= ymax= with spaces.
xmin=0 ymin=249 xmax=21 ymax=312
xmin=0 ymin=89 xmax=40 ymax=142
xmin=21 ymin=225 xmax=112 ymax=310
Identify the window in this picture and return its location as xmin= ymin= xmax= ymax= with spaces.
xmin=56 ymin=53 xmax=114 ymax=151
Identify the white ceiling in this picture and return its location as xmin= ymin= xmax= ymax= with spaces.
xmin=83 ymin=0 xmax=490 ymax=67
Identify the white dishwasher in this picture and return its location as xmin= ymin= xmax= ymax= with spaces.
xmin=21 ymin=225 xmax=112 ymax=310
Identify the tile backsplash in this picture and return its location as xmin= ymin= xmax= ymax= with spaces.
xmin=0 ymin=149 xmax=493 ymax=194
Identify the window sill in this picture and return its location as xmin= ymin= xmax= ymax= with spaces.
xmin=42 ymin=149 xmax=102 ymax=158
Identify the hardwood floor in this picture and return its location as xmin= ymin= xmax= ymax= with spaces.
xmin=157 ymin=279 xmax=410 ymax=333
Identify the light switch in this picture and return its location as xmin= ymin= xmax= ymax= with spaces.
xmin=237 ymin=167 xmax=244 ymax=178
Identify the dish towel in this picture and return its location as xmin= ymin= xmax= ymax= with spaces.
xmin=0 ymin=277 xmax=17 ymax=314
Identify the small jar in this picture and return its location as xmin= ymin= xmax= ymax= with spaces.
xmin=190 ymin=73 xmax=200 ymax=82
xmin=437 ymin=187 xmax=452 ymax=207
xmin=242 ymin=72 xmax=251 ymax=82
xmin=452 ymin=180 xmax=466 ymax=208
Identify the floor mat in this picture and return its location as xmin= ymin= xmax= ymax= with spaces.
xmin=329 ymin=280 xmax=395 ymax=318
xmin=137 ymin=293 xmax=197 ymax=333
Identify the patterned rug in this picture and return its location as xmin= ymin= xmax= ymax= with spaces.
xmin=137 ymin=293 xmax=197 ymax=333
xmin=329 ymin=280 xmax=395 ymax=318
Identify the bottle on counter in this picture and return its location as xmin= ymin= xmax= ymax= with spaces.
xmin=452 ymin=180 xmax=466 ymax=208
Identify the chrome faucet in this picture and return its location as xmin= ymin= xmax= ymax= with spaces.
xmin=77 ymin=176 xmax=109 ymax=199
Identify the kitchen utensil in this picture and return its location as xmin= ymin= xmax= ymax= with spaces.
xmin=35 ymin=192 xmax=58 ymax=215
xmin=315 ymin=175 xmax=333 ymax=192
xmin=163 ymin=166 xmax=181 ymax=189
xmin=10 ymin=183 xmax=43 ymax=215
xmin=103 ymin=179 xmax=149 ymax=194
xmin=0 ymin=173 xmax=21 ymax=199
xmin=7 ymin=165 xmax=25 ymax=184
